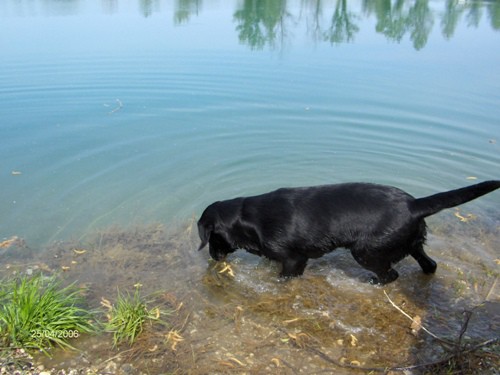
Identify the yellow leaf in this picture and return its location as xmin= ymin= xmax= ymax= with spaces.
xmin=218 ymin=262 xmax=235 ymax=277
xmin=165 ymin=330 xmax=184 ymax=351
xmin=227 ymin=357 xmax=246 ymax=367
xmin=100 ymin=297 xmax=113 ymax=311
xmin=454 ymin=210 xmax=476 ymax=222
xmin=271 ymin=358 xmax=281 ymax=367
xmin=350 ymin=334 xmax=358 ymax=347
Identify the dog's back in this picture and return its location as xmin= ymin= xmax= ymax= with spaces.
xmin=240 ymin=183 xmax=414 ymax=251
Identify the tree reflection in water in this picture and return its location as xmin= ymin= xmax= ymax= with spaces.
xmin=30 ymin=0 xmax=500 ymax=50
xmin=232 ymin=0 xmax=498 ymax=50
xmin=174 ymin=0 xmax=500 ymax=50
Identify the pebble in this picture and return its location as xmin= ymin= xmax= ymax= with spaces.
xmin=104 ymin=361 xmax=118 ymax=373
xmin=120 ymin=363 xmax=138 ymax=375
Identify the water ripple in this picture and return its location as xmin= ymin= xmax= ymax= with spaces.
xmin=1 ymin=43 xmax=499 ymax=245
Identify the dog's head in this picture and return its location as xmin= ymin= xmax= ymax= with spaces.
xmin=197 ymin=201 xmax=238 ymax=261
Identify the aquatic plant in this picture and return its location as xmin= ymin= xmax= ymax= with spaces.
xmin=103 ymin=287 xmax=169 ymax=347
xmin=0 ymin=273 xmax=95 ymax=354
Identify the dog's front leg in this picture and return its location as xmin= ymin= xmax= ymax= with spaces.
xmin=280 ymin=254 xmax=308 ymax=277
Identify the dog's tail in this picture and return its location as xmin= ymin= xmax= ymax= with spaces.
xmin=410 ymin=180 xmax=500 ymax=219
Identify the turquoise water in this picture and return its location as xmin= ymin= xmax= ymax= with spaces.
xmin=1 ymin=0 xmax=499 ymax=246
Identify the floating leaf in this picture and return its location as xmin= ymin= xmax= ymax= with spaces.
xmin=0 ymin=236 xmax=19 ymax=249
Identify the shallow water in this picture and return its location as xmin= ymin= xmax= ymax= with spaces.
xmin=1 ymin=0 xmax=499 ymax=373
xmin=1 ymin=216 xmax=498 ymax=373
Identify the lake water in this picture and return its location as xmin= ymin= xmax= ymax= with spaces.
xmin=1 ymin=0 xmax=499 ymax=246
xmin=1 ymin=1 xmax=500 ymax=374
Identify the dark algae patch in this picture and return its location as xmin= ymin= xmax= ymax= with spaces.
xmin=0 ymin=212 xmax=498 ymax=374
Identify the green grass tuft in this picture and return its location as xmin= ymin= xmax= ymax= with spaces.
xmin=0 ymin=273 xmax=95 ymax=355
xmin=104 ymin=287 xmax=168 ymax=347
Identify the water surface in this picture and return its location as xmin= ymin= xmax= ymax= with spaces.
xmin=1 ymin=0 xmax=499 ymax=245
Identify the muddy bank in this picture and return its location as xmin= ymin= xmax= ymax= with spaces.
xmin=0 ymin=211 xmax=498 ymax=374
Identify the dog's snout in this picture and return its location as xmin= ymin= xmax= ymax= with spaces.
xmin=212 ymin=253 xmax=227 ymax=261
xmin=209 ymin=247 xmax=227 ymax=261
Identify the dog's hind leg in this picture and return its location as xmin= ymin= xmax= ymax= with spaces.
xmin=408 ymin=222 xmax=437 ymax=274
xmin=280 ymin=254 xmax=308 ymax=277
xmin=410 ymin=245 xmax=437 ymax=274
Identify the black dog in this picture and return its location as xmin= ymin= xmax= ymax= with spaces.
xmin=198 ymin=181 xmax=499 ymax=284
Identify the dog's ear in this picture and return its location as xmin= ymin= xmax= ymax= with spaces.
xmin=197 ymin=222 xmax=213 ymax=251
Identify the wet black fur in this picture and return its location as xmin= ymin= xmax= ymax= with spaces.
xmin=197 ymin=181 xmax=500 ymax=284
